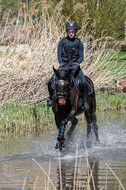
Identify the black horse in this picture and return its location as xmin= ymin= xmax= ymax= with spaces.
xmin=50 ymin=65 xmax=99 ymax=150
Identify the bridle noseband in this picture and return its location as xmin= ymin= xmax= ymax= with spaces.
xmin=56 ymin=92 xmax=68 ymax=99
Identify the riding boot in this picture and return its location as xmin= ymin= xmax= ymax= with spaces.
xmin=47 ymin=86 xmax=53 ymax=107
xmin=47 ymin=99 xmax=52 ymax=108
xmin=83 ymin=85 xmax=89 ymax=111
xmin=46 ymin=77 xmax=55 ymax=108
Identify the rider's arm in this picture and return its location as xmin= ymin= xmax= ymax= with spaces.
xmin=76 ymin=41 xmax=84 ymax=64
xmin=57 ymin=39 xmax=64 ymax=66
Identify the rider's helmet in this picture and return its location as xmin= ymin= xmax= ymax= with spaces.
xmin=65 ymin=21 xmax=78 ymax=30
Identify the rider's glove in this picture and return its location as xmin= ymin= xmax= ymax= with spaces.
xmin=75 ymin=62 xmax=80 ymax=66
xmin=73 ymin=63 xmax=80 ymax=70
xmin=60 ymin=62 xmax=65 ymax=67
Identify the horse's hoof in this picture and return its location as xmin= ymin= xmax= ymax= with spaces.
xmin=96 ymin=136 xmax=100 ymax=141
xmin=60 ymin=142 xmax=65 ymax=150
xmin=55 ymin=142 xmax=59 ymax=149
xmin=55 ymin=143 xmax=63 ymax=150
xmin=57 ymin=136 xmax=65 ymax=141
xmin=55 ymin=142 xmax=65 ymax=150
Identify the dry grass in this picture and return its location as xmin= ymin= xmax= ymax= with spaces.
xmin=0 ymin=10 xmax=125 ymax=105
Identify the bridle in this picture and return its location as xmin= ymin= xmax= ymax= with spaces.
xmin=54 ymin=79 xmax=70 ymax=103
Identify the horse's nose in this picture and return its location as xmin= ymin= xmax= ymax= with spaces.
xmin=59 ymin=98 xmax=66 ymax=105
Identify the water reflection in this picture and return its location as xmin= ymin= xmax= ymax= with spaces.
xmin=0 ymin=149 xmax=126 ymax=189
xmin=56 ymin=154 xmax=126 ymax=190
xmin=56 ymin=156 xmax=100 ymax=190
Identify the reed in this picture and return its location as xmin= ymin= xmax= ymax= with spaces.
xmin=0 ymin=8 xmax=125 ymax=105
xmin=31 ymin=142 xmax=125 ymax=190
xmin=0 ymin=100 xmax=54 ymax=137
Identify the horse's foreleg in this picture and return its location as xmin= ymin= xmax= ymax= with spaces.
xmin=67 ymin=117 xmax=78 ymax=137
xmin=57 ymin=120 xmax=66 ymax=141
xmin=66 ymin=93 xmax=78 ymax=122
xmin=55 ymin=115 xmax=67 ymax=150
xmin=64 ymin=109 xmax=76 ymax=124
xmin=64 ymin=109 xmax=77 ymax=138
xmin=56 ymin=121 xmax=67 ymax=150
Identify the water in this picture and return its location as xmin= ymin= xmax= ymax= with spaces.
xmin=0 ymin=111 xmax=126 ymax=190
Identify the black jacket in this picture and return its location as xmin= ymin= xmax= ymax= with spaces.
xmin=57 ymin=36 xmax=84 ymax=65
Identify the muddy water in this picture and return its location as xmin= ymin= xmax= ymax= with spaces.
xmin=0 ymin=111 xmax=126 ymax=190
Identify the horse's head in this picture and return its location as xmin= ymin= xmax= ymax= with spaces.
xmin=53 ymin=66 xmax=71 ymax=106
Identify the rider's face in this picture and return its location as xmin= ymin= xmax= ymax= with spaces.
xmin=67 ymin=29 xmax=76 ymax=39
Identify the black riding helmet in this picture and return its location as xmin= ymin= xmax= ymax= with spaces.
xmin=65 ymin=21 xmax=78 ymax=30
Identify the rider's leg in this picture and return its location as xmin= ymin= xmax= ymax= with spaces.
xmin=46 ymin=75 xmax=55 ymax=107
xmin=78 ymin=70 xmax=89 ymax=111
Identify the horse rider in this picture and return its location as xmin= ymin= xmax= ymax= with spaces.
xmin=47 ymin=21 xmax=89 ymax=111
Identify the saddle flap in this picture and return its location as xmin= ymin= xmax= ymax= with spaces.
xmin=74 ymin=77 xmax=93 ymax=96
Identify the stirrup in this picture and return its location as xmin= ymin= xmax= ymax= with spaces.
xmin=83 ymin=101 xmax=89 ymax=111
xmin=46 ymin=99 xmax=52 ymax=107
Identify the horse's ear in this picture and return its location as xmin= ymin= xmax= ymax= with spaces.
xmin=53 ymin=67 xmax=56 ymax=73
xmin=53 ymin=67 xmax=60 ymax=78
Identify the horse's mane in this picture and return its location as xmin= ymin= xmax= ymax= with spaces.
xmin=57 ymin=66 xmax=71 ymax=81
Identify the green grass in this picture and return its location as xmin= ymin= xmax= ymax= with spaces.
xmin=0 ymin=91 xmax=125 ymax=138
xmin=96 ymin=90 xmax=126 ymax=112
xmin=102 ymin=51 xmax=126 ymax=77
xmin=113 ymin=51 xmax=126 ymax=60
xmin=108 ymin=51 xmax=126 ymax=61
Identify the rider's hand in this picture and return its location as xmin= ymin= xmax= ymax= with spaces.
xmin=75 ymin=63 xmax=80 ymax=66
xmin=72 ymin=63 xmax=80 ymax=70
xmin=60 ymin=63 xmax=65 ymax=67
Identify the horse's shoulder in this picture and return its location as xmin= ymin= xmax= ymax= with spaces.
xmin=71 ymin=81 xmax=80 ymax=97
